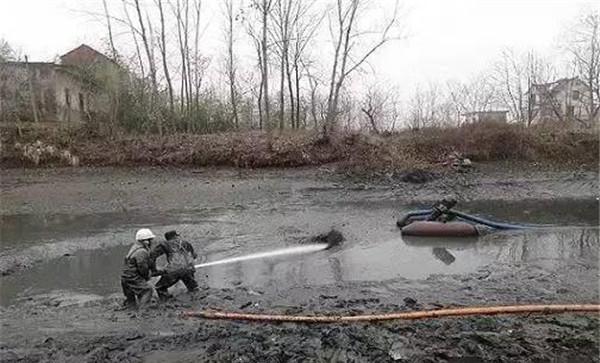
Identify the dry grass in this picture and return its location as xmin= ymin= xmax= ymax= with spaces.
xmin=1 ymin=122 xmax=597 ymax=171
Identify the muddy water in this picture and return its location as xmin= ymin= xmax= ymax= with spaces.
xmin=1 ymin=195 xmax=597 ymax=306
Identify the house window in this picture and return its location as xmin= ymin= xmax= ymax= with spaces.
xmin=572 ymin=90 xmax=580 ymax=100
xmin=64 ymin=88 xmax=71 ymax=107
xmin=78 ymin=93 xmax=85 ymax=113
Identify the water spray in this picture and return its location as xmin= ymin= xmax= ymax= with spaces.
xmin=194 ymin=229 xmax=344 ymax=270
xmin=194 ymin=244 xmax=328 ymax=269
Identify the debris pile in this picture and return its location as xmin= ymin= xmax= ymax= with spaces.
xmin=441 ymin=151 xmax=472 ymax=172
xmin=15 ymin=140 xmax=80 ymax=166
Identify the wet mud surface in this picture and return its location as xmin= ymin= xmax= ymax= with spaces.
xmin=0 ymin=165 xmax=599 ymax=362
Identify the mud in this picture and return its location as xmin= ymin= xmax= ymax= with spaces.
xmin=0 ymin=164 xmax=599 ymax=362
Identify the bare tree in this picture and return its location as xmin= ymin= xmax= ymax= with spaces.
xmin=156 ymin=0 xmax=174 ymax=113
xmin=0 ymin=39 xmax=15 ymax=61
xmin=260 ymin=0 xmax=273 ymax=129
xmin=24 ymin=56 xmax=40 ymax=123
xmin=133 ymin=0 xmax=162 ymax=134
xmin=102 ymin=0 xmax=118 ymax=60
xmin=364 ymin=84 xmax=402 ymax=132
xmin=491 ymin=49 xmax=553 ymax=126
xmin=245 ymin=26 xmax=265 ymax=128
xmin=245 ymin=0 xmax=273 ymax=129
xmin=133 ymin=0 xmax=158 ymax=95
xmin=290 ymin=0 xmax=322 ymax=129
xmin=121 ymin=0 xmax=145 ymax=81
xmin=100 ymin=0 xmax=121 ymax=134
xmin=246 ymin=0 xmax=274 ymax=129
xmin=190 ymin=0 xmax=204 ymax=125
xmin=267 ymin=0 xmax=322 ymax=129
xmin=305 ymin=62 xmax=322 ymax=129
xmin=361 ymin=84 xmax=400 ymax=134
xmin=567 ymin=10 xmax=600 ymax=126
xmin=407 ymin=84 xmax=448 ymax=129
xmin=224 ymin=0 xmax=239 ymax=128
xmin=323 ymin=0 xmax=402 ymax=137
xmin=447 ymin=75 xmax=497 ymax=125
xmin=360 ymin=89 xmax=381 ymax=134
xmin=270 ymin=0 xmax=292 ymax=129
xmin=173 ymin=0 xmax=189 ymax=117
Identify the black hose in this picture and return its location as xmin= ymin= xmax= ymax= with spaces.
xmin=397 ymin=209 xmax=535 ymax=230
xmin=396 ymin=209 xmax=432 ymax=228
xmin=451 ymin=211 xmax=530 ymax=230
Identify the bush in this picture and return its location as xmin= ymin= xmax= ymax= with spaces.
xmin=1 ymin=122 xmax=597 ymax=170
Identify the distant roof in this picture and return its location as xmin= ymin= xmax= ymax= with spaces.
xmin=463 ymin=110 xmax=508 ymax=116
xmin=59 ymin=44 xmax=116 ymax=67
xmin=1 ymin=44 xmax=116 ymax=68
xmin=0 ymin=61 xmax=54 ymax=66
xmin=530 ymin=77 xmax=586 ymax=94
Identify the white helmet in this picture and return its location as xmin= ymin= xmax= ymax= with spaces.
xmin=135 ymin=228 xmax=156 ymax=241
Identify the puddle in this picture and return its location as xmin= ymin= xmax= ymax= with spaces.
xmin=0 ymin=207 xmax=238 ymax=253
xmin=0 ymin=198 xmax=598 ymax=306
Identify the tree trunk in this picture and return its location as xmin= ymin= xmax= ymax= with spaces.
xmin=226 ymin=0 xmax=239 ymax=128
xmin=133 ymin=0 xmax=161 ymax=135
xmin=24 ymin=56 xmax=39 ymax=123
xmin=294 ymin=57 xmax=300 ymax=128
xmin=261 ymin=0 xmax=270 ymax=129
xmin=279 ymin=53 xmax=285 ymax=129
xmin=157 ymin=0 xmax=174 ymax=114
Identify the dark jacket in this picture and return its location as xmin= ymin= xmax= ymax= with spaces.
xmin=151 ymin=237 xmax=197 ymax=272
xmin=122 ymin=241 xmax=152 ymax=281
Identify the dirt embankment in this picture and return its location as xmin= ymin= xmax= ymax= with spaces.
xmin=1 ymin=123 xmax=598 ymax=172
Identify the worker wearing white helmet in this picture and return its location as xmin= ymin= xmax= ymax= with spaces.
xmin=120 ymin=228 xmax=159 ymax=309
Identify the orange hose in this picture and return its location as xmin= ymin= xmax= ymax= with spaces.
xmin=182 ymin=304 xmax=600 ymax=323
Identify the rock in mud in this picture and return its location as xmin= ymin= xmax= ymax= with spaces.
xmin=403 ymin=297 xmax=417 ymax=306
xmin=312 ymin=229 xmax=345 ymax=249
xmin=388 ymin=336 xmax=418 ymax=361
xmin=400 ymin=169 xmax=438 ymax=184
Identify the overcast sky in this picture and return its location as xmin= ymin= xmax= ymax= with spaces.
xmin=1 ymin=0 xmax=598 ymax=96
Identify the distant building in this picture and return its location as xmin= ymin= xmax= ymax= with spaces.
xmin=462 ymin=110 xmax=508 ymax=124
xmin=0 ymin=44 xmax=119 ymax=124
xmin=529 ymin=77 xmax=598 ymax=129
xmin=60 ymin=44 xmax=117 ymax=70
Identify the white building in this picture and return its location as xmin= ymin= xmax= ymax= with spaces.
xmin=529 ymin=77 xmax=599 ymax=130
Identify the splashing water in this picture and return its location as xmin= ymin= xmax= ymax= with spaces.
xmin=194 ymin=244 xmax=329 ymax=269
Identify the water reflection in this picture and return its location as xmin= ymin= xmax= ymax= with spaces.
xmin=1 ymin=225 xmax=598 ymax=306
xmin=201 ymin=228 xmax=599 ymax=289
xmin=0 ymin=208 xmax=235 ymax=252
xmin=432 ymin=248 xmax=456 ymax=265
xmin=484 ymin=228 xmax=600 ymax=264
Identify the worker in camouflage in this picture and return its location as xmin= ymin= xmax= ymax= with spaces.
xmin=152 ymin=230 xmax=199 ymax=301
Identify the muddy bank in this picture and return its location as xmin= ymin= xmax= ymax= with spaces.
xmin=2 ymin=163 xmax=597 ymax=216
xmin=1 ymin=251 xmax=598 ymax=362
